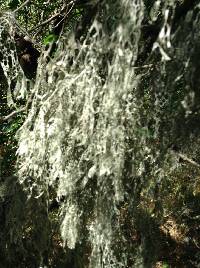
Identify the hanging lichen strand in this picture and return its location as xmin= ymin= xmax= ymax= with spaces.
xmin=16 ymin=0 xmax=200 ymax=267
xmin=16 ymin=0 xmax=166 ymax=266
xmin=17 ymin=1 xmax=144 ymax=266
xmin=0 ymin=12 xmax=27 ymax=106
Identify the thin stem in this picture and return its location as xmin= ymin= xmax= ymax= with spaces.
xmin=0 ymin=108 xmax=25 ymax=122
xmin=14 ymin=0 xmax=32 ymax=13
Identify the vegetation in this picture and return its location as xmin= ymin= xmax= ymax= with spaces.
xmin=0 ymin=0 xmax=200 ymax=267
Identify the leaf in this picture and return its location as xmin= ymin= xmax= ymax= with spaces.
xmin=43 ymin=34 xmax=57 ymax=45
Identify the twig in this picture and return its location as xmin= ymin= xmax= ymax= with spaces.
xmin=170 ymin=148 xmax=200 ymax=168
xmin=0 ymin=84 xmax=36 ymax=122
xmin=30 ymin=1 xmax=76 ymax=33
xmin=132 ymin=64 xmax=153 ymax=69
xmin=55 ymin=1 xmax=75 ymax=39
xmin=14 ymin=0 xmax=32 ymax=13
xmin=55 ymin=3 xmax=74 ymax=29
xmin=177 ymin=153 xmax=200 ymax=168
xmin=0 ymin=108 xmax=25 ymax=122
xmin=30 ymin=12 xmax=62 ymax=32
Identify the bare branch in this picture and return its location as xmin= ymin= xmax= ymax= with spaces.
xmin=177 ymin=153 xmax=200 ymax=168
xmin=30 ymin=12 xmax=62 ymax=33
xmin=0 ymin=108 xmax=25 ymax=122
xmin=132 ymin=64 xmax=153 ymax=69
xmin=30 ymin=0 xmax=78 ymax=36
xmin=14 ymin=0 xmax=32 ymax=13
xmin=170 ymin=148 xmax=200 ymax=168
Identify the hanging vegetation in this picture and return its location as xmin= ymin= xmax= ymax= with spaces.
xmin=0 ymin=0 xmax=200 ymax=267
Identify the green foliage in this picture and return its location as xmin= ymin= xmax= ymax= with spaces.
xmin=43 ymin=33 xmax=58 ymax=45
xmin=162 ymin=263 xmax=170 ymax=268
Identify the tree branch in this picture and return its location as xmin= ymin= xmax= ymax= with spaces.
xmin=0 ymin=108 xmax=25 ymax=122
xmin=30 ymin=12 xmax=62 ymax=32
xmin=177 ymin=153 xmax=200 ymax=168
xmin=29 ymin=0 xmax=76 ymax=33
xmin=14 ymin=0 xmax=32 ymax=13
